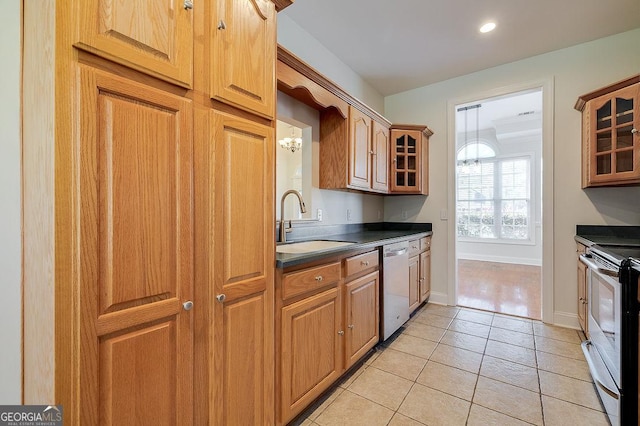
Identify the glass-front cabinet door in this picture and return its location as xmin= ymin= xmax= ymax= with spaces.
xmin=581 ymin=80 xmax=640 ymax=187
xmin=389 ymin=125 xmax=431 ymax=195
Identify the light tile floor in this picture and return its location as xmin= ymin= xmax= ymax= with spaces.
xmin=293 ymin=303 xmax=609 ymax=426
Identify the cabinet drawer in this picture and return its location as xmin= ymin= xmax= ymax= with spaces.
xmin=420 ymin=237 xmax=431 ymax=252
xmin=344 ymin=250 xmax=379 ymax=278
xmin=282 ymin=262 xmax=341 ymax=300
xmin=408 ymin=239 xmax=421 ymax=257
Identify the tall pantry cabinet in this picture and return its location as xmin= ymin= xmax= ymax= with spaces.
xmin=22 ymin=0 xmax=281 ymax=425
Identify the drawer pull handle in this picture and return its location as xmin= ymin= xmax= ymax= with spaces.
xmin=315 ymin=276 xmax=323 ymax=282
xmin=361 ymin=261 xmax=369 ymax=266
xmin=412 ymin=246 xmax=418 ymax=250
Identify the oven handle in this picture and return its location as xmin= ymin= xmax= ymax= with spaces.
xmin=581 ymin=341 xmax=620 ymax=400
xmin=579 ymin=254 xmax=619 ymax=278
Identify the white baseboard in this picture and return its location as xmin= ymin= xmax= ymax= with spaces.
xmin=457 ymin=253 xmax=542 ymax=266
xmin=552 ymin=311 xmax=581 ymax=329
xmin=428 ymin=292 xmax=449 ymax=305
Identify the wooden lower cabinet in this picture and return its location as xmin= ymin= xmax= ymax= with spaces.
xmin=344 ymin=271 xmax=379 ymax=368
xmin=409 ymin=236 xmax=431 ymax=314
xmin=419 ymin=247 xmax=431 ymax=302
xmin=277 ymin=252 xmax=380 ymax=424
xmin=409 ymin=255 xmax=420 ymax=312
xmin=577 ymin=243 xmax=588 ymax=335
xmin=280 ymin=287 xmax=343 ymax=423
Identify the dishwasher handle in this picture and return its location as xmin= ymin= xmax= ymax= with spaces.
xmin=385 ymin=248 xmax=408 ymax=257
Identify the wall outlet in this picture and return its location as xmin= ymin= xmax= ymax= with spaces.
xmin=346 ymin=209 xmax=352 ymax=221
xmin=317 ymin=209 xmax=323 ymax=221
xmin=401 ymin=211 xmax=408 ymax=219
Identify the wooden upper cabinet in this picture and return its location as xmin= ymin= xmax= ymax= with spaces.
xmin=390 ymin=125 xmax=432 ymax=195
xmin=320 ymin=106 xmax=390 ymax=194
xmin=349 ymin=106 xmax=373 ymax=190
xmin=211 ymin=0 xmax=276 ymax=118
xmin=77 ymin=66 xmax=194 ymax=425
xmin=372 ymin=120 xmax=390 ymax=193
xmin=576 ymin=77 xmax=640 ymax=187
xmin=74 ymin=0 xmax=193 ymax=88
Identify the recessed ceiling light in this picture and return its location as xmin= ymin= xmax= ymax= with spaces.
xmin=480 ymin=22 xmax=496 ymax=33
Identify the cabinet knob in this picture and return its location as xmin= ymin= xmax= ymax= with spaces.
xmin=361 ymin=261 xmax=369 ymax=266
xmin=183 ymin=300 xmax=194 ymax=311
xmin=183 ymin=0 xmax=193 ymax=9
xmin=217 ymin=20 xmax=226 ymax=30
xmin=632 ymin=128 xmax=638 ymax=135
xmin=216 ymin=294 xmax=226 ymax=303
xmin=348 ymin=324 xmax=354 ymax=329
xmin=337 ymin=330 xmax=344 ymax=336
xmin=369 ymin=150 xmax=374 ymax=155
xmin=315 ymin=276 xmax=323 ymax=282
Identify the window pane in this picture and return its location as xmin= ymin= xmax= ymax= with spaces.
xmin=458 ymin=156 xmax=530 ymax=241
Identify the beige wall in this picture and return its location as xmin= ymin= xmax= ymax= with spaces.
xmin=277 ymin=14 xmax=385 ymax=114
xmin=384 ymin=28 xmax=640 ymax=325
xmin=0 ymin=0 xmax=22 ymax=403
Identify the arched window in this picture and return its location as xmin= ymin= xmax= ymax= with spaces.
xmin=456 ymin=141 xmax=496 ymax=163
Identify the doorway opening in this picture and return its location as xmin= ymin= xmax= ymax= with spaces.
xmin=454 ymin=89 xmax=543 ymax=320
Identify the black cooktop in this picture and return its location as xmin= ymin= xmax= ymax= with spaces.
xmin=589 ymin=244 xmax=640 ymax=267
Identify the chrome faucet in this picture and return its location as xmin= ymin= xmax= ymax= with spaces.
xmin=279 ymin=189 xmax=307 ymax=243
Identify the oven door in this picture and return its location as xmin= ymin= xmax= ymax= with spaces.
xmin=582 ymin=254 xmax=622 ymax=387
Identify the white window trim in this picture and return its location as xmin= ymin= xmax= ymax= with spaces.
xmin=456 ymin=152 xmax=536 ymax=246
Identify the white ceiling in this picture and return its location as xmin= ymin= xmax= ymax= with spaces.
xmin=282 ymin=0 xmax=640 ymax=96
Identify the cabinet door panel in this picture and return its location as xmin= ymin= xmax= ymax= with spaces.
xmin=345 ymin=271 xmax=379 ymax=368
xmin=349 ymin=106 xmax=372 ymax=189
xmin=75 ymin=0 xmax=193 ymax=87
xmin=420 ymin=250 xmax=431 ymax=303
xmin=211 ymin=0 xmax=276 ymax=118
xmin=218 ymin=294 xmax=270 ymax=425
xmin=409 ymin=255 xmax=420 ymax=313
xmin=577 ymin=259 xmax=588 ymax=334
xmin=587 ymin=85 xmax=640 ymax=185
xmin=280 ymin=288 xmax=342 ymax=423
xmin=211 ymin=111 xmax=274 ymax=424
xmin=372 ymin=121 xmax=389 ymax=192
xmin=78 ymin=67 xmax=193 ymax=425
xmin=212 ymin=111 xmax=274 ymax=301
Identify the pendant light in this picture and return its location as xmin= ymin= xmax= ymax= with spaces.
xmin=278 ymin=126 xmax=302 ymax=153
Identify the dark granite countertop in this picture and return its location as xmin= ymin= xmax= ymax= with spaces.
xmin=276 ymin=222 xmax=432 ymax=268
xmin=575 ymin=225 xmax=640 ymax=247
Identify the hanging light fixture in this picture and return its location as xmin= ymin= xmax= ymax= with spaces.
xmin=456 ymin=104 xmax=482 ymax=171
xmin=278 ymin=126 xmax=302 ymax=153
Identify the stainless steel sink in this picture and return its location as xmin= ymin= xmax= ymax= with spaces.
xmin=276 ymin=240 xmax=356 ymax=254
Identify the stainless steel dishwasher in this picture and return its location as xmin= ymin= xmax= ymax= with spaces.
xmin=382 ymin=240 xmax=410 ymax=340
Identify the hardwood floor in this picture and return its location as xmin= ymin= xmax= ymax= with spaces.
xmin=457 ymin=259 xmax=541 ymax=320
